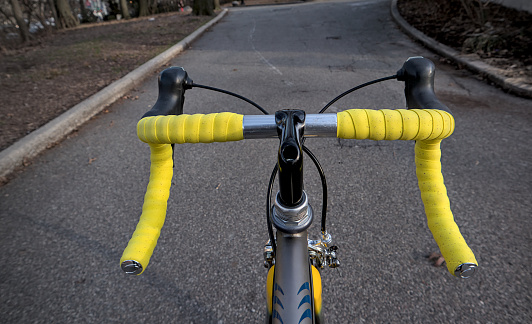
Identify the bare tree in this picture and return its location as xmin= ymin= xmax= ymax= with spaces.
xmin=47 ymin=0 xmax=59 ymax=28
xmin=119 ymin=0 xmax=130 ymax=19
xmin=139 ymin=0 xmax=148 ymax=16
xmin=193 ymin=0 xmax=213 ymax=16
xmin=78 ymin=0 xmax=89 ymax=22
xmin=55 ymin=0 xmax=78 ymax=28
xmin=21 ymin=0 xmax=53 ymax=32
xmin=9 ymin=0 xmax=30 ymax=41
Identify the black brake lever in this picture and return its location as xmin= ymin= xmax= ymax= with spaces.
xmin=142 ymin=67 xmax=193 ymax=167
xmin=142 ymin=67 xmax=193 ymax=118
xmin=397 ymin=57 xmax=452 ymax=114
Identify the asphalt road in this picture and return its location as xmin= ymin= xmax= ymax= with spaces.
xmin=1 ymin=0 xmax=531 ymax=322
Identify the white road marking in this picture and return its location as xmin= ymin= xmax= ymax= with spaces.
xmin=249 ymin=20 xmax=283 ymax=75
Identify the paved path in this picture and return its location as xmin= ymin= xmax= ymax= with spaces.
xmin=1 ymin=0 xmax=531 ymax=322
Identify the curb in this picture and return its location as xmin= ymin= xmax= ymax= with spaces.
xmin=0 ymin=9 xmax=228 ymax=180
xmin=390 ymin=0 xmax=532 ymax=99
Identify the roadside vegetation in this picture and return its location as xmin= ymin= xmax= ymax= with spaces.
xmin=398 ymin=0 xmax=532 ymax=78
xmin=0 ymin=0 xmax=232 ymax=47
xmin=0 ymin=3 xmax=214 ymax=150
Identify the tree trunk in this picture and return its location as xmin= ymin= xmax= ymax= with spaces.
xmin=48 ymin=0 xmax=60 ymax=29
xmin=139 ymin=0 xmax=149 ymax=17
xmin=193 ymin=0 xmax=214 ymax=16
xmin=150 ymin=0 xmax=158 ymax=14
xmin=214 ymin=0 xmax=220 ymax=11
xmin=79 ymin=0 xmax=89 ymax=22
xmin=119 ymin=0 xmax=131 ymax=19
xmin=9 ymin=0 xmax=30 ymax=42
xmin=55 ymin=0 xmax=79 ymax=28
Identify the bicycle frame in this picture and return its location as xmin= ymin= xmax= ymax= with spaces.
xmin=267 ymin=230 xmax=321 ymax=324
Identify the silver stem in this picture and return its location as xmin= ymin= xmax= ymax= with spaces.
xmin=242 ymin=114 xmax=337 ymax=138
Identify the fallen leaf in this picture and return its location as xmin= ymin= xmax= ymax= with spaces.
xmin=428 ymin=251 xmax=445 ymax=267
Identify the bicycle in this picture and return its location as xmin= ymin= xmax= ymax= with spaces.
xmin=120 ymin=57 xmax=478 ymax=324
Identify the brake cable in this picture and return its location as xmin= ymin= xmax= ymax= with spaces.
xmin=319 ymin=75 xmax=397 ymax=113
xmin=192 ymin=83 xmax=269 ymax=115
xmin=193 ymin=75 xmax=398 ymax=256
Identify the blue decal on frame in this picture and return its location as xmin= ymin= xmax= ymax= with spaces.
xmin=298 ymin=309 xmax=312 ymax=323
xmin=298 ymin=295 xmax=311 ymax=309
xmin=297 ymin=282 xmax=310 ymax=295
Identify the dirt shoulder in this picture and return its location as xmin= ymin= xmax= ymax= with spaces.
xmin=0 ymin=11 xmax=214 ymax=151
xmin=397 ymin=0 xmax=532 ymax=85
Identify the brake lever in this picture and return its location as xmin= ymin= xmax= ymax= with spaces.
xmin=142 ymin=67 xmax=193 ymax=166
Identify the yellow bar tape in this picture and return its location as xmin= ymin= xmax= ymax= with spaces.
xmin=122 ymin=109 xmax=477 ymax=277
xmin=338 ymin=109 xmax=477 ymax=276
xmin=120 ymin=113 xmax=244 ymax=274
xmin=415 ymin=140 xmax=477 ymax=275
xmin=337 ymin=109 xmax=454 ymax=141
xmin=137 ymin=112 xmax=244 ymax=144
xmin=120 ymin=143 xmax=173 ymax=274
